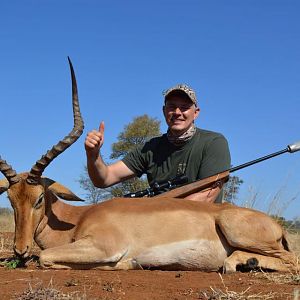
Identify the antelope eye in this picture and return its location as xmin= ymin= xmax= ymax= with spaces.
xmin=34 ymin=193 xmax=44 ymax=209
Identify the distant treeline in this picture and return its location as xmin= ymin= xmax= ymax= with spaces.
xmin=272 ymin=215 xmax=300 ymax=231
xmin=0 ymin=207 xmax=13 ymax=215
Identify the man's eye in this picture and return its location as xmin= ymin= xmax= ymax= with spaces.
xmin=180 ymin=106 xmax=191 ymax=110
xmin=166 ymin=105 xmax=191 ymax=111
xmin=167 ymin=106 xmax=176 ymax=110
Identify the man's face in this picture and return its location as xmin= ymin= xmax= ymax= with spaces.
xmin=163 ymin=95 xmax=200 ymax=136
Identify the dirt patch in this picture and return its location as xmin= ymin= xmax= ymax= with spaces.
xmin=0 ymin=232 xmax=299 ymax=300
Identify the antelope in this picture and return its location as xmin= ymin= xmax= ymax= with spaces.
xmin=0 ymin=60 xmax=298 ymax=272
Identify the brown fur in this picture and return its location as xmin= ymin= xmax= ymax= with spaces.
xmin=1 ymin=173 xmax=298 ymax=272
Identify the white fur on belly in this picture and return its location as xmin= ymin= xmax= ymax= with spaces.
xmin=135 ymin=239 xmax=228 ymax=271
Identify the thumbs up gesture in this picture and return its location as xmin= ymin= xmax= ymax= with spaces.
xmin=85 ymin=121 xmax=105 ymax=158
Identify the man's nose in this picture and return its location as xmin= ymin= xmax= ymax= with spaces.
xmin=174 ymin=107 xmax=182 ymax=114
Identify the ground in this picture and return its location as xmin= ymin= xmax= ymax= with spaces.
xmin=1 ymin=232 xmax=299 ymax=300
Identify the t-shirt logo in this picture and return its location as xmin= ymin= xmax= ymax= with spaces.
xmin=177 ymin=163 xmax=187 ymax=176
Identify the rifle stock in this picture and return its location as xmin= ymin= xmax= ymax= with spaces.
xmin=153 ymin=170 xmax=230 ymax=199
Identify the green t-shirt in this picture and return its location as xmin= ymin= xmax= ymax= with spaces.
xmin=122 ymin=128 xmax=231 ymax=202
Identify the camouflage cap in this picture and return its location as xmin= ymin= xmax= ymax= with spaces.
xmin=163 ymin=84 xmax=197 ymax=106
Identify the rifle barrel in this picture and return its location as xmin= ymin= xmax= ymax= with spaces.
xmin=229 ymin=148 xmax=288 ymax=173
xmin=229 ymin=140 xmax=300 ymax=173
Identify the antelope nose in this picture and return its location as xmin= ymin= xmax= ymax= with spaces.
xmin=13 ymin=244 xmax=29 ymax=258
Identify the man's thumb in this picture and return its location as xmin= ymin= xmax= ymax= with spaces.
xmin=99 ymin=121 xmax=105 ymax=134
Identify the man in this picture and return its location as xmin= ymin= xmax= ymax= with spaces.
xmin=85 ymin=84 xmax=231 ymax=203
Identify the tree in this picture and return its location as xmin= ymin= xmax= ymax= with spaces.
xmin=78 ymin=166 xmax=111 ymax=203
xmin=223 ymin=175 xmax=244 ymax=204
xmin=110 ymin=114 xmax=161 ymax=159
xmin=79 ymin=114 xmax=161 ymax=203
xmin=110 ymin=114 xmax=161 ymax=197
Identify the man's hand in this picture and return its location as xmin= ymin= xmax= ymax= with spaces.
xmin=85 ymin=121 xmax=105 ymax=159
xmin=184 ymin=185 xmax=222 ymax=203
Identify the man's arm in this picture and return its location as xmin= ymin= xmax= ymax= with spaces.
xmin=87 ymin=156 xmax=135 ymax=187
xmin=184 ymin=184 xmax=222 ymax=203
xmin=85 ymin=121 xmax=136 ymax=187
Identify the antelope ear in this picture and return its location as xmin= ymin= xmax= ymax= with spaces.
xmin=0 ymin=178 xmax=9 ymax=195
xmin=43 ymin=178 xmax=85 ymax=202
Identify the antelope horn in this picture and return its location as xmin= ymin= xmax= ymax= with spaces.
xmin=0 ymin=157 xmax=20 ymax=185
xmin=27 ymin=57 xmax=84 ymax=185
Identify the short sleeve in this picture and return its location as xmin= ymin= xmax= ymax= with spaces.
xmin=198 ymin=135 xmax=231 ymax=179
xmin=122 ymin=145 xmax=147 ymax=177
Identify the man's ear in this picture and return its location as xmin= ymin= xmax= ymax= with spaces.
xmin=42 ymin=178 xmax=84 ymax=202
xmin=194 ymin=107 xmax=200 ymax=120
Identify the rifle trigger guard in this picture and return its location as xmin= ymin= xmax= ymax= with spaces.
xmin=212 ymin=180 xmax=223 ymax=189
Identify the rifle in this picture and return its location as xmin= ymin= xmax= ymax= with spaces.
xmin=124 ymin=140 xmax=300 ymax=199
xmin=124 ymin=175 xmax=189 ymax=198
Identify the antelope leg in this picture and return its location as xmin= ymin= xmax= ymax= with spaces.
xmin=223 ymin=250 xmax=297 ymax=273
xmin=39 ymin=237 xmax=137 ymax=270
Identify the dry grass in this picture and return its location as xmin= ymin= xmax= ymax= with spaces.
xmin=240 ymin=181 xmax=300 ymax=221
xmin=16 ymin=279 xmax=88 ymax=300
xmin=200 ymin=273 xmax=298 ymax=300
xmin=0 ymin=210 xmax=15 ymax=253
xmin=201 ymin=287 xmax=278 ymax=299
xmin=17 ymin=286 xmax=87 ymax=300
xmin=255 ymin=271 xmax=300 ymax=285
xmin=0 ymin=211 xmax=14 ymax=232
xmin=289 ymin=232 xmax=300 ymax=257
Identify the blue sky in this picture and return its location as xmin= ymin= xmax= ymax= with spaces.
xmin=0 ymin=1 xmax=300 ymax=219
